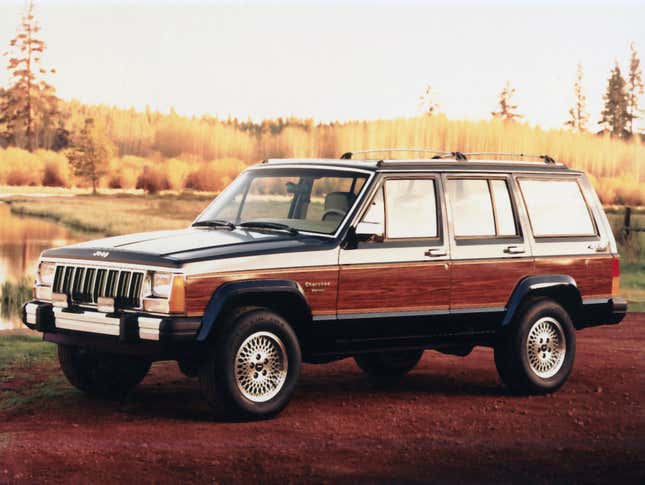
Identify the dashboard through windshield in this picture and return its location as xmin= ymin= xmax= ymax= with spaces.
xmin=194 ymin=168 xmax=370 ymax=235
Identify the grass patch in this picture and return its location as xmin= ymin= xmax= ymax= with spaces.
xmin=7 ymin=193 xmax=212 ymax=236
xmin=621 ymin=262 xmax=645 ymax=312
xmin=1 ymin=278 xmax=33 ymax=321
xmin=607 ymin=211 xmax=644 ymax=263
xmin=0 ymin=375 xmax=70 ymax=411
xmin=0 ymin=334 xmax=56 ymax=369
xmin=0 ymin=334 xmax=69 ymax=411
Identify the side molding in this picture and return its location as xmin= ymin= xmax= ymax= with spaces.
xmin=502 ymin=275 xmax=581 ymax=326
xmin=196 ymin=279 xmax=312 ymax=341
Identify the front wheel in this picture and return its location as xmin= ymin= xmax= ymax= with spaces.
xmin=57 ymin=344 xmax=151 ymax=399
xmin=198 ymin=308 xmax=301 ymax=419
xmin=494 ymin=298 xmax=576 ymax=395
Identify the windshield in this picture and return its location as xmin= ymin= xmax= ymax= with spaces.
xmin=194 ymin=168 xmax=370 ymax=235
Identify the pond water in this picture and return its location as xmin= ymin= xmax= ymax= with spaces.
xmin=0 ymin=202 xmax=87 ymax=331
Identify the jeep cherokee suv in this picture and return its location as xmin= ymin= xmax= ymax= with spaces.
xmin=23 ymin=149 xmax=627 ymax=418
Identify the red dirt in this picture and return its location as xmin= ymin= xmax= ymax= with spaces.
xmin=1 ymin=315 xmax=644 ymax=484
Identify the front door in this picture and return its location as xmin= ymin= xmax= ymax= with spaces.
xmin=336 ymin=174 xmax=451 ymax=340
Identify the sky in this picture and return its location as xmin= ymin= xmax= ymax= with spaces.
xmin=0 ymin=0 xmax=644 ymax=129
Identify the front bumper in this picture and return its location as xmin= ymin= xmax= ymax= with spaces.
xmin=23 ymin=300 xmax=201 ymax=343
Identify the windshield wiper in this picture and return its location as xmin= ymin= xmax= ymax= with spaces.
xmin=192 ymin=219 xmax=236 ymax=230
xmin=239 ymin=221 xmax=299 ymax=235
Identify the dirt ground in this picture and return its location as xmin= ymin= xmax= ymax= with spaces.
xmin=1 ymin=315 xmax=644 ymax=484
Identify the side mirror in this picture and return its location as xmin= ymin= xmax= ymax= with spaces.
xmin=355 ymin=221 xmax=384 ymax=242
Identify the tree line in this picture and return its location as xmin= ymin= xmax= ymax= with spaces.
xmin=420 ymin=44 xmax=643 ymax=139
xmin=0 ymin=1 xmax=643 ymax=198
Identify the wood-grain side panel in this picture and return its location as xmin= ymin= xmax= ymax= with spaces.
xmin=535 ymin=256 xmax=612 ymax=299
xmin=337 ymin=262 xmax=450 ymax=314
xmin=451 ymin=258 xmax=534 ymax=309
xmin=185 ymin=267 xmax=339 ymax=316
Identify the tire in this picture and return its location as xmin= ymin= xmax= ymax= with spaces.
xmin=198 ymin=308 xmax=301 ymax=419
xmin=57 ymin=344 xmax=151 ymax=399
xmin=354 ymin=349 xmax=424 ymax=378
xmin=494 ymin=298 xmax=576 ymax=395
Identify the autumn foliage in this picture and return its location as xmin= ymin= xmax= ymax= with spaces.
xmin=0 ymin=104 xmax=643 ymax=204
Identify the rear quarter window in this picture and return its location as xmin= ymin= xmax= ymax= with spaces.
xmin=518 ymin=178 xmax=595 ymax=237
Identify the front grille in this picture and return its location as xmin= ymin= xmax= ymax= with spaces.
xmin=52 ymin=265 xmax=145 ymax=308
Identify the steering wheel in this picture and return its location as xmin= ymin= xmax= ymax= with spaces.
xmin=321 ymin=209 xmax=347 ymax=221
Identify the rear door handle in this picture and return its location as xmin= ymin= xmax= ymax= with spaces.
xmin=588 ymin=242 xmax=608 ymax=252
xmin=504 ymin=245 xmax=526 ymax=254
xmin=425 ymin=248 xmax=447 ymax=257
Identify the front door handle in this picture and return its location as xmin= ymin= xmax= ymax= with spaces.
xmin=425 ymin=248 xmax=447 ymax=257
xmin=504 ymin=245 xmax=526 ymax=254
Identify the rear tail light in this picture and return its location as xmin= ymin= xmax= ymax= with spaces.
xmin=611 ymin=255 xmax=620 ymax=296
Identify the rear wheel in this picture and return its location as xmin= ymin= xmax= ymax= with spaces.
xmin=355 ymin=349 xmax=424 ymax=378
xmin=494 ymin=298 xmax=575 ymax=395
xmin=198 ymin=308 xmax=301 ymax=419
xmin=57 ymin=344 xmax=151 ymax=399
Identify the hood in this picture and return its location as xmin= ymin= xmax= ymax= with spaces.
xmin=41 ymin=227 xmax=335 ymax=268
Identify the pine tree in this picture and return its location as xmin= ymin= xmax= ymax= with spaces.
xmin=491 ymin=81 xmax=522 ymax=122
xmin=67 ymin=118 xmax=114 ymax=194
xmin=565 ymin=63 xmax=589 ymax=132
xmin=0 ymin=0 xmax=59 ymax=151
xmin=627 ymin=42 xmax=644 ymax=135
xmin=418 ymin=84 xmax=440 ymax=116
xmin=599 ymin=61 xmax=630 ymax=138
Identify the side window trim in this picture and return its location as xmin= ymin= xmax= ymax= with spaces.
xmin=383 ymin=176 xmax=441 ymax=241
xmin=445 ymin=174 xmax=523 ymax=242
xmin=516 ymin=175 xmax=599 ymax=239
xmin=354 ymin=174 xmax=445 ymax=244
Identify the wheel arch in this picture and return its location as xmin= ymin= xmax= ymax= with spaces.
xmin=196 ymin=279 xmax=313 ymax=348
xmin=502 ymin=275 xmax=583 ymax=328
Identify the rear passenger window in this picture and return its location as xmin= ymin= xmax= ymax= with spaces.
xmin=519 ymin=179 xmax=595 ymax=237
xmin=447 ymin=178 xmax=518 ymax=237
xmin=385 ymin=179 xmax=438 ymax=239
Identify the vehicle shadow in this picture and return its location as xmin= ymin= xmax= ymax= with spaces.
xmin=115 ymin=361 xmax=505 ymax=422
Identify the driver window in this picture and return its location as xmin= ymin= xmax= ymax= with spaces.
xmin=385 ymin=179 xmax=438 ymax=239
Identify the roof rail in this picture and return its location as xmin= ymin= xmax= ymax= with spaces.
xmin=340 ymin=148 xmax=467 ymax=161
xmin=463 ymin=152 xmax=557 ymax=164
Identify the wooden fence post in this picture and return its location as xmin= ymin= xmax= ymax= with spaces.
xmin=624 ymin=207 xmax=632 ymax=238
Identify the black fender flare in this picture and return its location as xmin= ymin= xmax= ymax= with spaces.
xmin=502 ymin=275 xmax=582 ymax=327
xmin=196 ymin=279 xmax=312 ymax=342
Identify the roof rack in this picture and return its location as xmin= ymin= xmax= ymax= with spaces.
xmin=463 ymin=152 xmax=557 ymax=164
xmin=340 ymin=148 xmax=467 ymax=161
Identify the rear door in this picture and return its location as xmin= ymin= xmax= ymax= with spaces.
xmin=444 ymin=173 xmax=534 ymax=318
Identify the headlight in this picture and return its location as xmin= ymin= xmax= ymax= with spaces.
xmin=152 ymin=272 xmax=173 ymax=298
xmin=37 ymin=262 xmax=56 ymax=287
xmin=142 ymin=273 xmax=152 ymax=297
xmin=143 ymin=273 xmax=185 ymax=314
